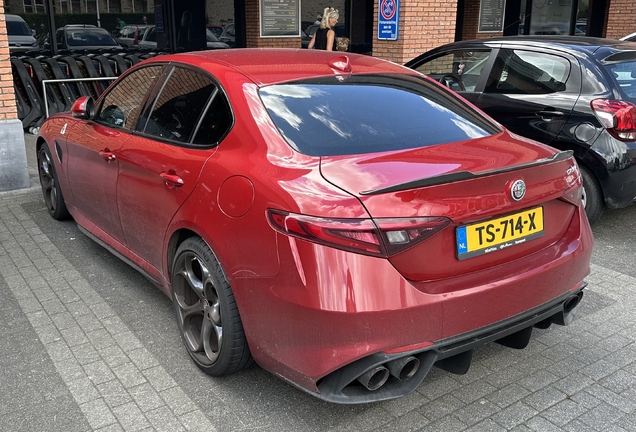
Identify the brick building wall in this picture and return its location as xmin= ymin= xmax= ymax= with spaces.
xmin=373 ymin=0 xmax=457 ymax=64
xmin=0 ymin=0 xmax=17 ymax=121
xmin=605 ymin=0 xmax=633 ymax=39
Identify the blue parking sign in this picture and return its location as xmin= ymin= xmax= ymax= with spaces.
xmin=378 ymin=0 xmax=399 ymax=40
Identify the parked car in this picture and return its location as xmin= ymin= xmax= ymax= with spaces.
xmin=219 ymin=23 xmax=235 ymax=47
xmin=406 ymin=36 xmax=636 ymax=225
xmin=36 ymin=49 xmax=592 ymax=404
xmin=6 ymin=14 xmax=39 ymax=53
xmin=205 ymin=29 xmax=230 ymax=49
xmin=137 ymin=26 xmax=229 ymax=50
xmin=620 ymin=31 xmax=636 ymax=42
xmin=207 ymin=25 xmax=223 ymax=38
xmin=115 ymin=24 xmax=152 ymax=48
xmin=41 ymin=25 xmax=122 ymax=51
xmin=301 ymin=23 xmax=320 ymax=48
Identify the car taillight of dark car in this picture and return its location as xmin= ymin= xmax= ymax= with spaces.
xmin=591 ymin=99 xmax=636 ymax=140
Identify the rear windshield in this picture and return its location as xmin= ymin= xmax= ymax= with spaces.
xmin=605 ymin=61 xmax=636 ymax=101
xmin=66 ymin=28 xmax=119 ymax=47
xmin=259 ymin=74 xmax=500 ymax=157
xmin=7 ymin=20 xmax=32 ymax=36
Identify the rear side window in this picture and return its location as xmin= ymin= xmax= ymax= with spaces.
xmin=66 ymin=29 xmax=119 ymax=47
xmin=486 ymin=49 xmax=570 ymax=95
xmin=605 ymin=61 xmax=636 ymax=100
xmin=143 ymin=66 xmax=229 ymax=145
xmin=259 ymin=74 xmax=499 ymax=157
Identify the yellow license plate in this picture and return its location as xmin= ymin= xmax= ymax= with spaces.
xmin=456 ymin=207 xmax=544 ymax=260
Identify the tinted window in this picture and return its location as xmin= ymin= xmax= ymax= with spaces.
xmin=605 ymin=61 xmax=636 ymax=100
xmin=97 ymin=65 xmax=163 ymax=129
xmin=7 ymin=20 xmax=31 ymax=36
xmin=192 ymin=90 xmax=233 ymax=145
xmin=259 ymin=74 xmax=499 ymax=157
xmin=143 ymin=67 xmax=217 ymax=144
xmin=206 ymin=29 xmax=221 ymax=42
xmin=65 ymin=28 xmax=119 ymax=47
xmin=486 ymin=49 xmax=570 ymax=95
xmin=146 ymin=28 xmax=156 ymax=42
xmin=414 ymin=50 xmax=491 ymax=92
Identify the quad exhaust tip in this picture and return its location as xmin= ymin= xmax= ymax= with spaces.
xmin=356 ymin=356 xmax=421 ymax=391
xmin=356 ymin=366 xmax=390 ymax=391
xmin=387 ymin=356 xmax=420 ymax=381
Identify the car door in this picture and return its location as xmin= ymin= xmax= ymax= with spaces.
xmin=476 ymin=48 xmax=580 ymax=145
xmin=65 ymin=65 xmax=164 ymax=245
xmin=117 ymin=65 xmax=233 ymax=274
xmin=408 ymin=48 xmax=495 ymax=105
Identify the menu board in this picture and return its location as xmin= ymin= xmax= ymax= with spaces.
xmin=260 ymin=0 xmax=301 ymax=37
xmin=478 ymin=0 xmax=506 ymax=33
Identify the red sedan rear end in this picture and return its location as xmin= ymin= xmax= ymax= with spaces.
xmin=36 ymin=49 xmax=592 ymax=404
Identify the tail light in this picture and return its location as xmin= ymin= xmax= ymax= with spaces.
xmin=562 ymin=162 xmax=583 ymax=206
xmin=590 ymin=99 xmax=636 ymax=140
xmin=267 ymin=210 xmax=450 ymax=258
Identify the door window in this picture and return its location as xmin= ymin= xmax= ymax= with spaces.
xmin=142 ymin=67 xmax=226 ymax=145
xmin=413 ymin=50 xmax=491 ymax=92
xmin=485 ymin=49 xmax=570 ymax=95
xmin=96 ymin=65 xmax=164 ymax=129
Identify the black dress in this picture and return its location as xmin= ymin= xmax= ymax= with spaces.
xmin=314 ymin=27 xmax=337 ymax=51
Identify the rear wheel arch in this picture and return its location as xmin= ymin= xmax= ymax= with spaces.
xmin=169 ymin=233 xmax=254 ymax=375
xmin=167 ymin=228 xmax=199 ymax=282
xmin=573 ymin=157 xmax=605 ymax=225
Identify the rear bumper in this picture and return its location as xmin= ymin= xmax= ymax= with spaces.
xmin=315 ymin=284 xmax=585 ymax=404
xmin=588 ymin=132 xmax=636 ymax=208
xmin=231 ymin=205 xmax=592 ymax=403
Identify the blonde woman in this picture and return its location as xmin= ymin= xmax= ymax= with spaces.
xmin=308 ymin=7 xmax=339 ymax=51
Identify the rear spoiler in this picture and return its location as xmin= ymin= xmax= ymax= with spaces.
xmin=360 ymin=150 xmax=574 ymax=196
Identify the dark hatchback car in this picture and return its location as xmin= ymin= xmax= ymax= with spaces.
xmin=42 ymin=25 xmax=122 ymax=51
xmin=406 ymin=36 xmax=636 ymax=224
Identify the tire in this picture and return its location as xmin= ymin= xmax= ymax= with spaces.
xmin=37 ymin=142 xmax=71 ymax=220
xmin=171 ymin=237 xmax=253 ymax=376
xmin=579 ymin=164 xmax=604 ymax=225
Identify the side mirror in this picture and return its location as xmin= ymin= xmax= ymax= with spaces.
xmin=70 ymin=96 xmax=95 ymax=119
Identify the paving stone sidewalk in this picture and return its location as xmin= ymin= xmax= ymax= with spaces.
xmin=1 ymin=134 xmax=635 ymax=431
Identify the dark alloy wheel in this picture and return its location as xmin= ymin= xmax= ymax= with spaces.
xmin=38 ymin=143 xmax=71 ymax=220
xmin=579 ymin=164 xmax=603 ymax=226
xmin=171 ymin=237 xmax=253 ymax=376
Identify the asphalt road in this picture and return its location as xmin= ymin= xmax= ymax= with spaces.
xmin=1 ymin=132 xmax=635 ymax=431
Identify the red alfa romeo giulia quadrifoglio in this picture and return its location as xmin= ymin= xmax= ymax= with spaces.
xmin=36 ymin=49 xmax=593 ymax=403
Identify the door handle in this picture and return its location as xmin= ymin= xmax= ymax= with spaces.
xmin=99 ymin=149 xmax=116 ymax=162
xmin=537 ymin=110 xmax=564 ymax=117
xmin=160 ymin=171 xmax=184 ymax=188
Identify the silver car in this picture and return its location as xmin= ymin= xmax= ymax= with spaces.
xmin=6 ymin=14 xmax=38 ymax=52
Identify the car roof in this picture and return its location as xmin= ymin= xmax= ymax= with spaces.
xmin=142 ymin=49 xmax=415 ymax=86
xmin=63 ymin=24 xmax=97 ymax=28
xmin=426 ymin=36 xmax=636 ymax=62
xmin=6 ymin=14 xmax=27 ymax=21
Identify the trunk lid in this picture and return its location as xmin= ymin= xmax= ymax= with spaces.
xmin=319 ymin=132 xmax=581 ymax=282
